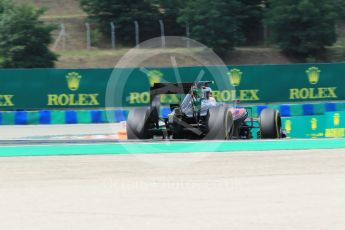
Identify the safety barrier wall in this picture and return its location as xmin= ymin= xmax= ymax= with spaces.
xmin=281 ymin=111 xmax=345 ymax=138
xmin=0 ymin=63 xmax=345 ymax=110
xmin=1 ymin=102 xmax=345 ymax=138
xmin=0 ymin=109 xmax=128 ymax=125
xmin=1 ymin=102 xmax=344 ymax=125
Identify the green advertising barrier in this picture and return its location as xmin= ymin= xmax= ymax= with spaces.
xmin=282 ymin=111 xmax=345 ymax=138
xmin=0 ymin=63 xmax=345 ymax=110
xmin=324 ymin=111 xmax=345 ymax=138
xmin=282 ymin=115 xmax=326 ymax=138
xmin=0 ymin=69 xmax=110 ymax=110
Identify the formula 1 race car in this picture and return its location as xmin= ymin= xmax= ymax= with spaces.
xmin=126 ymin=81 xmax=284 ymax=140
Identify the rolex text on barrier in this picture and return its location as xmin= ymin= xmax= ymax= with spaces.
xmin=0 ymin=63 xmax=344 ymax=110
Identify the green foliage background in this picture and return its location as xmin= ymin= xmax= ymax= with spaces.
xmin=0 ymin=0 xmax=57 ymax=68
xmin=79 ymin=0 xmax=266 ymax=56
xmin=178 ymin=0 xmax=245 ymax=56
xmin=266 ymin=0 xmax=341 ymax=58
xmin=1 ymin=0 xmax=345 ymax=67
xmin=80 ymin=0 xmax=161 ymax=45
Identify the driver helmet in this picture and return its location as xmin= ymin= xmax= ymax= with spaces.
xmin=203 ymin=87 xmax=212 ymax=99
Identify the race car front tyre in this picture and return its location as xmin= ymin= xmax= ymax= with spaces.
xmin=205 ymin=106 xmax=233 ymax=140
xmin=126 ymin=107 xmax=153 ymax=139
xmin=259 ymin=108 xmax=281 ymax=139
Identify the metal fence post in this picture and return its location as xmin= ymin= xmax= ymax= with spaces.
xmin=85 ymin=23 xmax=91 ymax=50
xmin=263 ymin=24 xmax=268 ymax=47
xmin=186 ymin=22 xmax=190 ymax=48
xmin=159 ymin=20 xmax=166 ymax=48
xmin=134 ymin=20 xmax=140 ymax=48
xmin=61 ymin=23 xmax=66 ymax=51
xmin=110 ymin=22 xmax=116 ymax=49
xmin=52 ymin=23 xmax=66 ymax=51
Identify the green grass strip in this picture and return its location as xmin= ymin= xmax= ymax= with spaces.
xmin=0 ymin=139 xmax=344 ymax=157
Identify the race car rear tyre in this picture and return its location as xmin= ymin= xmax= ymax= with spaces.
xmin=205 ymin=106 xmax=233 ymax=140
xmin=172 ymin=117 xmax=184 ymax=139
xmin=126 ymin=107 xmax=154 ymax=139
xmin=259 ymin=108 xmax=281 ymax=139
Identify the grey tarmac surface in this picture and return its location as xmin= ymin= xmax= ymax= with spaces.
xmin=0 ymin=123 xmax=121 ymax=140
xmin=1 ymin=124 xmax=345 ymax=229
xmin=1 ymin=149 xmax=345 ymax=230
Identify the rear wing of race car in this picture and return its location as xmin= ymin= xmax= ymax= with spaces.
xmin=147 ymin=81 xmax=213 ymax=124
xmin=150 ymin=81 xmax=213 ymax=104
xmin=150 ymin=83 xmax=193 ymax=100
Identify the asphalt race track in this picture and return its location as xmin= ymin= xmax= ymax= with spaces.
xmin=0 ymin=124 xmax=345 ymax=230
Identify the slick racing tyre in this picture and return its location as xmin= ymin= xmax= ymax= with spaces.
xmin=172 ymin=116 xmax=184 ymax=139
xmin=205 ymin=106 xmax=233 ymax=140
xmin=259 ymin=108 xmax=282 ymax=139
xmin=126 ymin=107 xmax=154 ymax=139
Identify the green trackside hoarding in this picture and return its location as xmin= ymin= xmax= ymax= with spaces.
xmin=0 ymin=63 xmax=344 ymax=110
xmin=281 ymin=111 xmax=345 ymax=138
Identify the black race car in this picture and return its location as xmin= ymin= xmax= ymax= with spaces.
xmin=126 ymin=81 xmax=284 ymax=140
